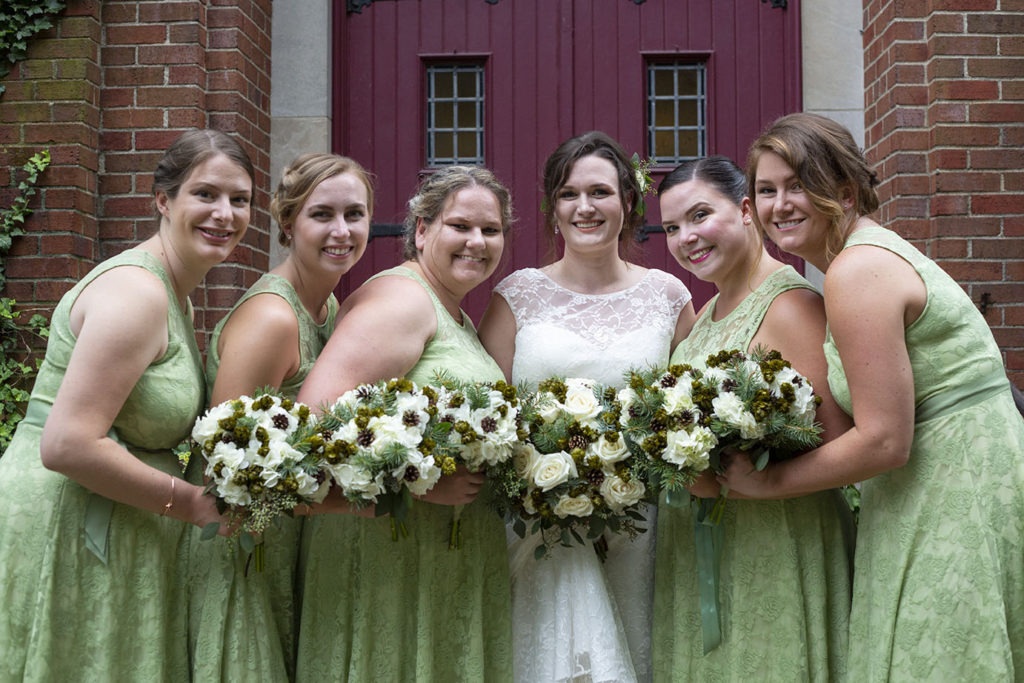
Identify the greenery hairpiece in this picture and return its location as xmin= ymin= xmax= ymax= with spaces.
xmin=631 ymin=153 xmax=656 ymax=217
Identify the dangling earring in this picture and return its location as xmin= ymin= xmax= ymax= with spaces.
xmin=554 ymin=225 xmax=560 ymax=235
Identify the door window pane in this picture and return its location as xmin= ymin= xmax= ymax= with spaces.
xmin=426 ymin=63 xmax=485 ymax=166
xmin=647 ymin=62 xmax=706 ymax=164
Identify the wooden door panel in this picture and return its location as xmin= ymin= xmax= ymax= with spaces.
xmin=333 ymin=0 xmax=802 ymax=320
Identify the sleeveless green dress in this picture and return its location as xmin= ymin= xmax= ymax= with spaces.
xmin=188 ymin=273 xmax=338 ymax=682
xmin=0 ymin=249 xmax=204 ymax=682
xmin=827 ymin=226 xmax=1024 ymax=680
xmin=294 ymin=266 xmax=513 ymax=682
xmin=653 ymin=266 xmax=855 ymax=682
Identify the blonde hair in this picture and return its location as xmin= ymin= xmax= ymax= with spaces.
xmin=747 ymin=113 xmax=879 ymax=261
xmin=271 ymin=153 xmax=374 ymax=248
xmin=401 ymin=165 xmax=514 ymax=260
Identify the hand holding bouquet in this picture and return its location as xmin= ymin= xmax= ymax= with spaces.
xmin=189 ymin=391 xmax=328 ymax=571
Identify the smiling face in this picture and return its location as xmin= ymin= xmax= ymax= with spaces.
xmin=752 ymin=151 xmax=831 ymax=263
xmin=553 ymin=154 xmax=625 ymax=256
xmin=156 ymin=152 xmax=252 ymax=268
xmin=415 ymin=185 xmax=505 ymax=301
xmin=287 ymin=171 xmax=370 ymax=280
xmin=661 ymin=178 xmax=757 ymax=286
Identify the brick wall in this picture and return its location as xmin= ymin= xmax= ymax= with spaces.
xmin=863 ymin=0 xmax=1024 ymax=386
xmin=0 ymin=0 xmax=273 ymax=354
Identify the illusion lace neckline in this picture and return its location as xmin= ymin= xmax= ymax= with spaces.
xmin=534 ymin=267 xmax=653 ymax=298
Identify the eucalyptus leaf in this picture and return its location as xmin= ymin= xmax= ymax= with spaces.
xmin=200 ymin=522 xmax=220 ymax=541
xmin=754 ymin=448 xmax=770 ymax=471
xmin=239 ymin=533 xmax=256 ymax=554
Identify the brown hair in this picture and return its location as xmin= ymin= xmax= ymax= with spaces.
xmin=746 ymin=113 xmax=879 ymax=261
xmin=270 ymin=153 xmax=374 ymax=247
xmin=541 ymin=131 xmax=643 ymax=254
xmin=401 ymin=165 xmax=514 ymax=260
xmin=153 ymin=129 xmax=255 ymax=205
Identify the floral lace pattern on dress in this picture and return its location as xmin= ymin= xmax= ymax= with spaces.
xmin=497 ymin=267 xmax=691 ymax=683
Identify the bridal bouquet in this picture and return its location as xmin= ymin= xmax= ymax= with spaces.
xmin=315 ymin=378 xmax=443 ymax=530
xmin=425 ymin=374 xmax=525 ymax=548
xmin=622 ymin=347 xmax=823 ymax=517
xmin=190 ymin=390 xmax=329 ymax=571
xmin=500 ymin=377 xmax=648 ymax=560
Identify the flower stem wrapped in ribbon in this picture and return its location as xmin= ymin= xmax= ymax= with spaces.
xmin=621 ymin=347 xmax=823 ymax=653
xmin=497 ymin=377 xmax=649 ymax=561
xmin=188 ymin=390 xmax=330 ymax=572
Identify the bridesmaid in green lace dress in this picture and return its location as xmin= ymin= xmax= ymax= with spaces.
xmin=0 ymin=130 xmax=252 ymax=681
xmin=652 ymin=156 xmax=854 ymax=681
xmin=189 ymin=153 xmax=374 ymax=681
xmin=294 ymin=166 xmax=515 ymax=682
xmin=726 ymin=113 xmax=1024 ymax=680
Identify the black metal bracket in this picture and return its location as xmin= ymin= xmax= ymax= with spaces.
xmin=761 ymin=0 xmax=787 ymax=8
xmin=349 ymin=0 xmax=501 ymax=12
xmin=978 ymin=291 xmax=992 ymax=315
xmin=369 ymin=222 xmax=404 ymax=240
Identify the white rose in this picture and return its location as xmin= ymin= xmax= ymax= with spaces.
xmin=513 ymin=443 xmax=540 ymax=478
xmin=461 ymin=440 xmax=511 ymax=470
xmin=530 ymin=451 xmax=578 ymax=492
xmin=663 ymin=426 xmax=716 ymax=469
xmin=733 ymin=359 xmax=765 ymax=389
xmin=292 ymin=469 xmax=327 ymax=501
xmin=192 ymin=401 xmax=236 ymax=446
xmin=600 ymin=475 xmax=646 ymax=513
xmin=537 ymin=398 xmax=562 ymax=425
xmin=328 ymin=462 xmax=384 ymax=500
xmin=554 ymin=493 xmax=594 ymax=518
xmin=563 ymin=379 xmax=602 ymax=425
xmin=616 ymin=388 xmax=637 ymax=428
xmin=662 ymin=383 xmax=697 ymax=415
xmin=366 ymin=414 xmax=422 ymax=454
xmin=330 ymin=388 xmax=364 ymax=414
xmin=217 ymin=478 xmax=252 ymax=507
xmin=589 ymin=434 xmax=629 ymax=468
xmin=712 ymin=392 xmax=764 ymax=439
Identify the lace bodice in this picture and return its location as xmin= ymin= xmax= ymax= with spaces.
xmin=495 ymin=268 xmax=691 ymax=389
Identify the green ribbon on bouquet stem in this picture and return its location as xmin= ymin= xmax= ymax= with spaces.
xmin=693 ymin=495 xmax=724 ymax=654
xmin=448 ymin=504 xmax=464 ymax=550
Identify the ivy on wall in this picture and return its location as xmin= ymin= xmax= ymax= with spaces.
xmin=1 ymin=0 xmax=67 ymax=96
xmin=0 ymin=151 xmax=52 ymax=454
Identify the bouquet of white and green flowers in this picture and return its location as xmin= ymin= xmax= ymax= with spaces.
xmin=500 ymin=377 xmax=649 ymax=560
xmin=189 ymin=390 xmax=329 ymax=571
xmin=315 ymin=378 xmax=443 ymax=535
xmin=621 ymin=348 xmax=823 ymax=654
xmin=622 ymin=348 xmax=822 ymax=516
xmin=425 ymin=375 xmax=525 ymax=548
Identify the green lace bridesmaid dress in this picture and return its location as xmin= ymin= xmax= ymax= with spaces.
xmin=827 ymin=226 xmax=1024 ymax=680
xmin=188 ymin=273 xmax=338 ymax=682
xmin=0 ymin=249 xmax=205 ymax=682
xmin=653 ymin=266 xmax=855 ymax=682
xmin=295 ymin=266 xmax=513 ymax=683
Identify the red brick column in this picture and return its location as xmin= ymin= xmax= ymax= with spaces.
xmin=863 ymin=0 xmax=1024 ymax=385
xmin=1 ymin=0 xmax=273 ymax=355
xmin=0 ymin=1 xmax=102 ymax=311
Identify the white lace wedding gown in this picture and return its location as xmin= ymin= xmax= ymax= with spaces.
xmin=494 ymin=268 xmax=692 ymax=683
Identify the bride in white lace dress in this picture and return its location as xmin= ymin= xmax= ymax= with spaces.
xmin=480 ymin=132 xmax=695 ymax=683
